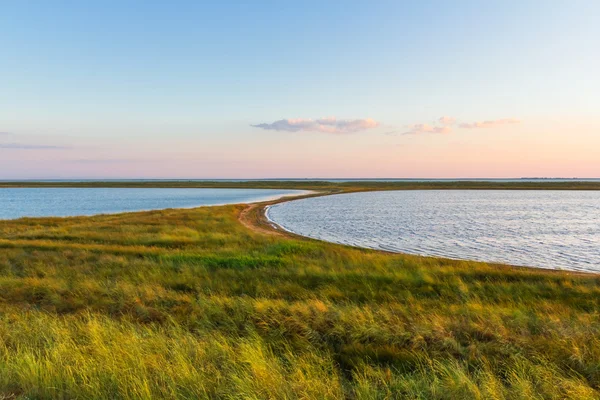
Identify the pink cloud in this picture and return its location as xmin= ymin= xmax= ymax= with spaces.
xmin=0 ymin=143 xmax=70 ymax=149
xmin=251 ymin=117 xmax=379 ymax=134
xmin=402 ymin=124 xmax=452 ymax=135
xmin=400 ymin=116 xmax=521 ymax=135
xmin=438 ymin=116 xmax=456 ymax=125
xmin=459 ymin=118 xmax=520 ymax=129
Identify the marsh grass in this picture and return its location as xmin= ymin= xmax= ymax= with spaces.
xmin=3 ymin=179 xmax=600 ymax=191
xmin=0 ymin=204 xmax=599 ymax=398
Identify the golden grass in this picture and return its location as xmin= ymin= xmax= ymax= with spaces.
xmin=0 ymin=203 xmax=599 ymax=398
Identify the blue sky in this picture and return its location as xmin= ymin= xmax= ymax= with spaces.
xmin=1 ymin=1 xmax=599 ymax=178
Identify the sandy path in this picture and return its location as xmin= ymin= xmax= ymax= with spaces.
xmin=238 ymin=203 xmax=286 ymax=237
xmin=237 ymin=190 xmax=335 ymax=237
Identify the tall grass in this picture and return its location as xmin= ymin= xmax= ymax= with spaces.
xmin=0 ymin=204 xmax=599 ymax=398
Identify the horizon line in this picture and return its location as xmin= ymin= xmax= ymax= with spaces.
xmin=1 ymin=177 xmax=599 ymax=182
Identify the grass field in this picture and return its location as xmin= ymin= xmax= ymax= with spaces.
xmin=0 ymin=185 xmax=599 ymax=399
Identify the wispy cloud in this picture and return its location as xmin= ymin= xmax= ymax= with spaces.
xmin=402 ymin=124 xmax=452 ymax=135
xmin=251 ymin=117 xmax=379 ymax=134
xmin=0 ymin=143 xmax=70 ymax=150
xmin=383 ymin=130 xmax=402 ymax=136
xmin=459 ymin=118 xmax=520 ymax=129
xmin=438 ymin=116 xmax=456 ymax=126
xmin=398 ymin=116 xmax=520 ymax=135
xmin=67 ymin=158 xmax=146 ymax=164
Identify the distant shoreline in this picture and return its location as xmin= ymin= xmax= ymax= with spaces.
xmin=2 ymin=180 xmax=600 ymax=191
xmin=1 ymin=177 xmax=600 ymax=183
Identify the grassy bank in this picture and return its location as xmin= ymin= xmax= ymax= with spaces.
xmin=0 ymin=195 xmax=599 ymax=398
xmin=3 ymin=179 xmax=600 ymax=191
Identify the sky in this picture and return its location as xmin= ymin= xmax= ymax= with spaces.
xmin=1 ymin=1 xmax=599 ymax=179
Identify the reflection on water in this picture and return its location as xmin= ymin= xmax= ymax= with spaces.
xmin=0 ymin=188 xmax=306 ymax=220
xmin=268 ymin=190 xmax=600 ymax=272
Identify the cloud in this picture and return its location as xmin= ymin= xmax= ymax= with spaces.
xmin=383 ymin=130 xmax=401 ymax=136
xmin=459 ymin=118 xmax=520 ymax=129
xmin=251 ymin=117 xmax=379 ymax=134
xmin=402 ymin=124 xmax=452 ymax=135
xmin=67 ymin=158 xmax=150 ymax=164
xmin=0 ymin=143 xmax=69 ymax=150
xmin=438 ymin=116 xmax=456 ymax=126
xmin=398 ymin=116 xmax=520 ymax=135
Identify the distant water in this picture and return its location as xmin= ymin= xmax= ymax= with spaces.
xmin=267 ymin=190 xmax=600 ymax=272
xmin=4 ymin=178 xmax=600 ymax=183
xmin=0 ymin=188 xmax=307 ymax=220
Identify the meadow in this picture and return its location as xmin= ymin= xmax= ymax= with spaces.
xmin=0 ymin=184 xmax=599 ymax=399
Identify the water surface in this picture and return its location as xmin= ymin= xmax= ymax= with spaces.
xmin=0 ymin=188 xmax=307 ymax=220
xmin=267 ymin=190 xmax=600 ymax=272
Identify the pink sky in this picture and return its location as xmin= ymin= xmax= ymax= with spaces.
xmin=2 ymin=117 xmax=599 ymax=179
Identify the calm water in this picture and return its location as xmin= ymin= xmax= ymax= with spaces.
xmin=6 ymin=178 xmax=600 ymax=183
xmin=267 ymin=190 xmax=600 ymax=272
xmin=0 ymin=188 xmax=307 ymax=220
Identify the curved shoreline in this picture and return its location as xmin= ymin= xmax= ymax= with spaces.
xmin=238 ymin=190 xmax=336 ymax=237
xmin=0 ymin=188 xmax=313 ymax=221
xmin=253 ymin=190 xmax=599 ymax=276
xmin=3 ymin=184 xmax=596 ymax=276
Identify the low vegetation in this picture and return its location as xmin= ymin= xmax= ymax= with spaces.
xmin=3 ymin=179 xmax=600 ymax=191
xmin=0 ymin=191 xmax=599 ymax=398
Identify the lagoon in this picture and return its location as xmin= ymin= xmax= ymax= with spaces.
xmin=267 ymin=190 xmax=600 ymax=272
xmin=0 ymin=188 xmax=306 ymax=220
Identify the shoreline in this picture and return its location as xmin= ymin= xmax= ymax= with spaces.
xmin=257 ymin=191 xmax=599 ymax=277
xmin=2 ymin=183 xmax=597 ymax=276
xmin=3 ymin=180 xmax=600 ymax=191
xmin=0 ymin=188 xmax=314 ymax=222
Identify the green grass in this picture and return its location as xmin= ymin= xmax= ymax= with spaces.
xmin=3 ymin=179 xmax=600 ymax=191
xmin=0 ymin=200 xmax=599 ymax=398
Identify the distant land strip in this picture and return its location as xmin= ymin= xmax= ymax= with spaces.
xmin=2 ymin=180 xmax=600 ymax=191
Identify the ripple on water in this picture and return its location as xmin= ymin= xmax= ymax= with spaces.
xmin=0 ymin=188 xmax=309 ymax=220
xmin=267 ymin=190 xmax=600 ymax=272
